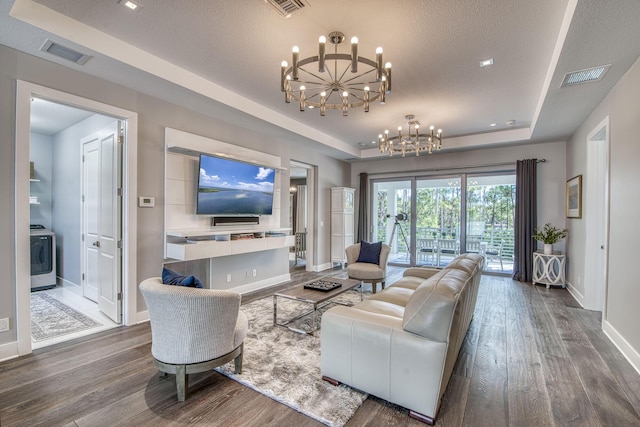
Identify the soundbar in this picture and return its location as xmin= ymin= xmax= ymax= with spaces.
xmin=212 ymin=216 xmax=260 ymax=226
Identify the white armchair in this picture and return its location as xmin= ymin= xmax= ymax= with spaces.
xmin=140 ymin=277 xmax=248 ymax=401
xmin=345 ymin=242 xmax=391 ymax=293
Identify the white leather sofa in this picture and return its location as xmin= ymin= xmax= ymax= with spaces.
xmin=321 ymin=253 xmax=484 ymax=425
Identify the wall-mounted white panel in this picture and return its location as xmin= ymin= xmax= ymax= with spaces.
xmin=165 ymin=178 xmax=195 ymax=206
xmin=165 ymin=153 xmax=195 ymax=180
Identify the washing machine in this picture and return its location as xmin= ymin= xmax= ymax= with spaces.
xmin=30 ymin=224 xmax=57 ymax=291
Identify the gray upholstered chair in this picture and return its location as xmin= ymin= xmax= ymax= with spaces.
xmin=140 ymin=277 xmax=248 ymax=401
xmin=345 ymin=242 xmax=391 ymax=293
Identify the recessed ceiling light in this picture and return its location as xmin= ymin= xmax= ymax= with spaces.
xmin=490 ymin=123 xmax=497 ymax=127
xmin=358 ymin=142 xmax=367 ymax=146
xmin=371 ymin=141 xmax=377 ymax=144
xmin=119 ymin=0 xmax=142 ymax=11
xmin=506 ymin=119 xmax=516 ymax=126
xmin=480 ymin=58 xmax=494 ymax=68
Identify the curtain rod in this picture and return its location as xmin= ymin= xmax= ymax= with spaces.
xmin=367 ymin=158 xmax=546 ymax=177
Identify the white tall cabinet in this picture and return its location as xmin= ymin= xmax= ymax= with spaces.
xmin=331 ymin=187 xmax=355 ymax=267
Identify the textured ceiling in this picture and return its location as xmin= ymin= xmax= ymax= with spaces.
xmin=3 ymin=0 xmax=640 ymax=160
xmin=30 ymin=98 xmax=95 ymax=135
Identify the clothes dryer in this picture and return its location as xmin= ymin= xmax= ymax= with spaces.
xmin=30 ymin=224 xmax=57 ymax=291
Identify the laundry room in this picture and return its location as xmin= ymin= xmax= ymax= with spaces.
xmin=29 ymin=98 xmax=121 ymax=348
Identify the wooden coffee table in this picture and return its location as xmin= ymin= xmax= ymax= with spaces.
xmin=273 ymin=277 xmax=361 ymax=335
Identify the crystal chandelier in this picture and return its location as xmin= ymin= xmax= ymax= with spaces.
xmin=280 ymin=31 xmax=391 ymax=116
xmin=378 ymin=115 xmax=443 ymax=157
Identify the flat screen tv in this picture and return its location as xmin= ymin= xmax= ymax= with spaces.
xmin=196 ymin=154 xmax=275 ymax=216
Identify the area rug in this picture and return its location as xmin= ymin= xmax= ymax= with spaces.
xmin=30 ymin=293 xmax=102 ymax=342
xmin=216 ymin=289 xmax=368 ymax=427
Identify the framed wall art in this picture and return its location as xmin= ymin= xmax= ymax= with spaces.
xmin=566 ymin=175 xmax=582 ymax=218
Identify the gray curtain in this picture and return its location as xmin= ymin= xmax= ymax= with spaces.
xmin=357 ymin=172 xmax=368 ymax=242
xmin=512 ymin=159 xmax=537 ymax=282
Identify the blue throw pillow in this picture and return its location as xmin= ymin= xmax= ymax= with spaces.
xmin=356 ymin=241 xmax=382 ymax=265
xmin=162 ymin=267 xmax=204 ymax=288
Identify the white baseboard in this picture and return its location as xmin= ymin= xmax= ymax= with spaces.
xmin=603 ymin=320 xmax=640 ymax=376
xmin=565 ymin=281 xmax=584 ymax=307
xmin=0 ymin=341 xmax=19 ymax=362
xmin=313 ymin=262 xmax=333 ymax=272
xmin=58 ymin=277 xmax=79 ymax=288
xmin=234 ymin=274 xmax=292 ymax=295
xmin=136 ymin=310 xmax=149 ymax=324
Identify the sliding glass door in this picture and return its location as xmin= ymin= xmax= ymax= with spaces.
xmin=466 ymin=174 xmax=515 ymax=273
xmin=415 ymin=177 xmax=461 ymax=267
xmin=370 ymin=172 xmax=515 ymax=274
xmin=372 ymin=180 xmax=412 ymax=266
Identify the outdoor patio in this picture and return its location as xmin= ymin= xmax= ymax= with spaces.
xmin=388 ymin=249 xmax=514 ymax=274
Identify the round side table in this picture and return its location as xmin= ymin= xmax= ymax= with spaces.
xmin=532 ymin=251 xmax=566 ymax=288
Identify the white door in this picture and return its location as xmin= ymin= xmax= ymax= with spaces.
xmin=81 ymin=121 xmax=122 ymax=323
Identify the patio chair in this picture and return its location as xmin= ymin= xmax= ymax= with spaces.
xmin=485 ymin=240 xmax=504 ymax=271
xmin=438 ymin=239 xmax=460 ymax=265
xmin=466 ymin=240 xmax=481 ymax=254
xmin=417 ymin=238 xmax=437 ymax=265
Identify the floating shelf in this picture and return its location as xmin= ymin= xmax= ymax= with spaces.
xmin=166 ymin=229 xmax=294 ymax=261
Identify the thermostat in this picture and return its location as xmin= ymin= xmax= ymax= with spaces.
xmin=139 ymin=196 xmax=155 ymax=207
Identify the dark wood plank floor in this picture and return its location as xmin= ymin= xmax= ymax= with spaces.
xmin=2 ymin=267 xmax=640 ymax=426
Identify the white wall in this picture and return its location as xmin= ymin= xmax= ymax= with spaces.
xmin=350 ymin=141 xmax=567 ymax=252
xmin=29 ymin=132 xmax=53 ymax=229
xmin=567 ymin=55 xmax=640 ymax=363
xmin=0 ymin=46 xmax=17 ymax=347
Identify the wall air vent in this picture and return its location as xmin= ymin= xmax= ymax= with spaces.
xmin=561 ymin=65 xmax=611 ymax=88
xmin=40 ymin=39 xmax=92 ymax=65
xmin=263 ymin=0 xmax=309 ymax=18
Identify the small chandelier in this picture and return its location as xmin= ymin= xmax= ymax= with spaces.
xmin=378 ymin=115 xmax=443 ymax=157
xmin=280 ymin=31 xmax=391 ymax=116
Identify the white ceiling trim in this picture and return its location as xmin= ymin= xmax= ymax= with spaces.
xmin=10 ymin=0 xmax=360 ymax=158
xmin=358 ymin=127 xmax=532 ymax=159
xmin=529 ymin=0 xmax=579 ymax=133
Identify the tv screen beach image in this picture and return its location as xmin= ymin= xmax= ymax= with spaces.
xmin=197 ymin=155 xmax=275 ymax=215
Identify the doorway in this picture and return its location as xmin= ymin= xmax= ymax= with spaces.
xmin=584 ymin=116 xmax=610 ymax=313
xmin=289 ymin=161 xmax=315 ymax=272
xmin=28 ymin=100 xmax=121 ymax=348
xmin=15 ymin=81 xmax=139 ymax=356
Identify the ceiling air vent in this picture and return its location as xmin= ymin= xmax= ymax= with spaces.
xmin=40 ymin=39 xmax=92 ymax=65
xmin=561 ymin=65 xmax=611 ymax=88
xmin=264 ymin=0 xmax=309 ymax=18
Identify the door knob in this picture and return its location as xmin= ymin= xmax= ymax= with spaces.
xmin=93 ymin=241 xmax=100 ymax=248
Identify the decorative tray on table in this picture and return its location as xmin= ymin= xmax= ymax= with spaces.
xmin=303 ymin=280 xmax=342 ymax=292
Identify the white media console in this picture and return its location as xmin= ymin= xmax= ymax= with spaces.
xmin=165 ymin=226 xmax=294 ymax=261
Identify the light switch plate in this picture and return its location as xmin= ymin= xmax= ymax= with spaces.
xmin=139 ymin=196 xmax=155 ymax=207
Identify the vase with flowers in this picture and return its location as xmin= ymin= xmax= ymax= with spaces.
xmin=533 ymin=223 xmax=568 ymax=254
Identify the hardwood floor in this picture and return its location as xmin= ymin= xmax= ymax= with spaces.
xmin=2 ymin=268 xmax=640 ymax=426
